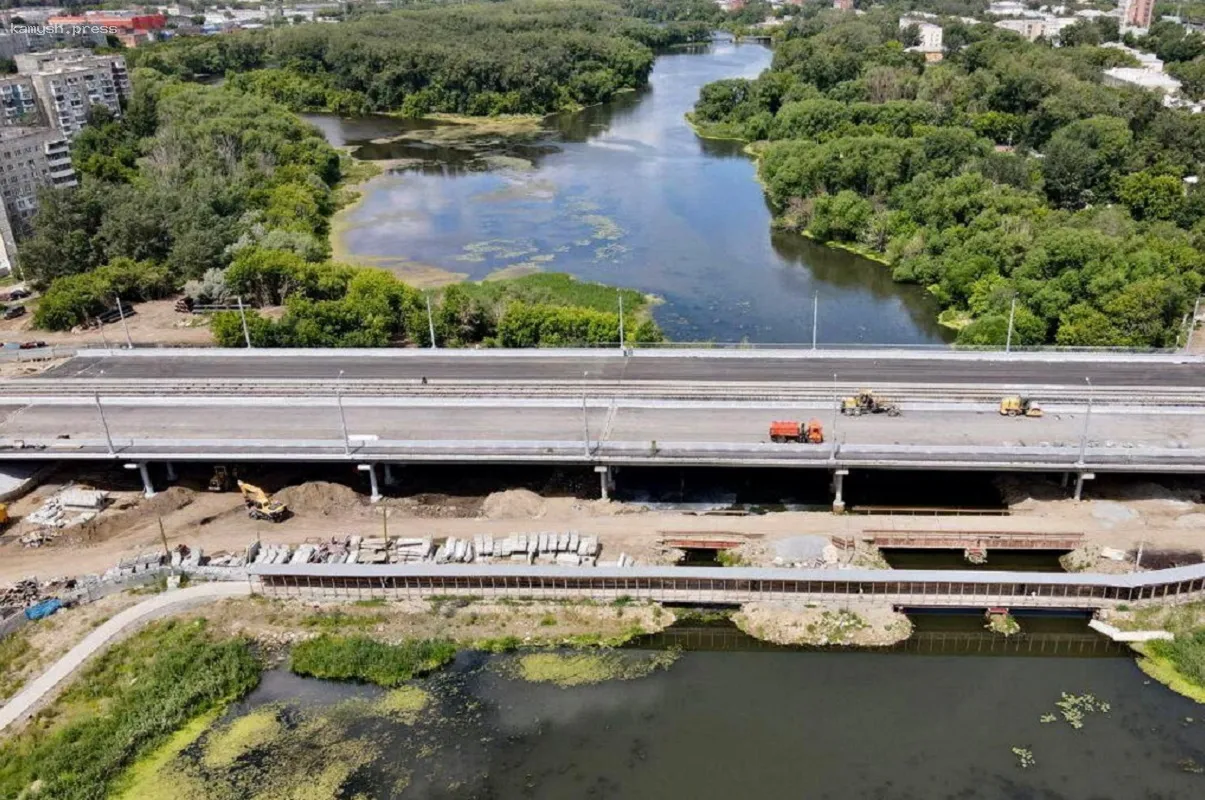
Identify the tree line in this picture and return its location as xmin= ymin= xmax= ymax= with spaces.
xmin=690 ymin=7 xmax=1205 ymax=347
xmin=129 ymin=1 xmax=712 ymax=116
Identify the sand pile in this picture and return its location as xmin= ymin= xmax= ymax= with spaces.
xmin=274 ymin=481 xmax=364 ymax=515
xmin=71 ymin=486 xmax=196 ymax=543
xmin=481 ymin=489 xmax=546 ymax=519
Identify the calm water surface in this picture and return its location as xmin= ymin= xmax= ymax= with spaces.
xmin=223 ymin=622 xmax=1205 ymax=799
xmin=309 ymin=42 xmax=951 ymax=345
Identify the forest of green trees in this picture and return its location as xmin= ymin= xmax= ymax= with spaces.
xmin=21 ymin=2 xmax=677 ymax=347
xmin=691 ymin=7 xmax=1205 ymax=347
xmin=129 ymin=1 xmax=711 ymax=116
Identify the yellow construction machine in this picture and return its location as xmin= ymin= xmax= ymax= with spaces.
xmin=999 ymin=396 xmax=1043 ymax=417
xmin=238 ymin=481 xmax=289 ymax=523
xmin=209 ymin=465 xmax=236 ymax=492
xmin=840 ymin=390 xmax=900 ymax=417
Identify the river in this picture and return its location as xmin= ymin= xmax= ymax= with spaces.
xmin=164 ymin=618 xmax=1205 ymax=799
xmin=308 ymin=41 xmax=952 ymax=345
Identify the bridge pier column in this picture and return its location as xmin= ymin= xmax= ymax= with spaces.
xmin=164 ymin=461 xmax=177 ymax=482
xmin=358 ymin=463 xmax=382 ymax=503
xmin=136 ymin=462 xmax=154 ymax=498
xmin=595 ymin=465 xmax=615 ymax=500
xmin=1073 ymin=471 xmax=1095 ymax=502
xmin=383 ymin=464 xmax=397 ymax=485
xmin=1061 ymin=472 xmax=1069 ymax=489
xmin=831 ymin=469 xmax=849 ymax=514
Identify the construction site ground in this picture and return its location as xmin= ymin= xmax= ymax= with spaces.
xmin=1 ymin=466 xmax=1204 ymax=585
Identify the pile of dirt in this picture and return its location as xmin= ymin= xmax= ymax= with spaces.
xmin=734 ymin=602 xmax=913 ymax=647
xmin=69 ymin=485 xmax=197 ymax=544
xmin=386 ymin=493 xmax=484 ymax=519
xmin=481 ymin=489 xmax=546 ymax=520
xmin=274 ymin=482 xmax=364 ymax=515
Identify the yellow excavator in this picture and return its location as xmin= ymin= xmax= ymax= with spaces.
xmin=237 ymin=480 xmax=289 ymax=523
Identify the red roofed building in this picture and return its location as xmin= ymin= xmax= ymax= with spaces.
xmin=46 ymin=12 xmax=166 ymax=34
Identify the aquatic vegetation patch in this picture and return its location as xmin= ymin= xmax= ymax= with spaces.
xmin=203 ymin=706 xmax=284 ymax=768
xmin=503 ymin=649 xmax=679 ymax=687
xmin=1147 ymin=630 xmax=1205 ymax=692
xmin=1011 ymin=746 xmax=1035 ymax=769
xmin=1135 ymin=645 xmax=1205 ymax=704
xmin=455 ymin=238 xmax=539 ymax=263
xmin=0 ymin=620 xmax=261 ymax=800
xmin=1050 ymin=692 xmax=1111 ymax=729
xmin=575 ymin=213 xmax=624 ymax=241
xmin=290 ymin=634 xmax=457 ymax=687
xmin=373 ymin=685 xmax=431 ymax=723
xmin=985 ymin=613 xmax=1021 ymax=637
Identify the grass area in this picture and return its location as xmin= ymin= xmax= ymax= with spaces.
xmin=300 ymin=609 xmax=388 ymax=630
xmin=0 ymin=631 xmax=33 ymax=701
xmin=1136 ymin=643 xmax=1205 ymax=704
xmin=454 ymin=272 xmax=654 ymax=317
xmin=289 ymin=634 xmax=457 ymax=687
xmin=0 ymin=619 xmax=260 ymax=800
xmin=1145 ymin=631 xmax=1205 ymax=697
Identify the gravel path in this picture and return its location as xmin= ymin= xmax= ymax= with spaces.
xmin=0 ymin=580 xmax=250 ymax=734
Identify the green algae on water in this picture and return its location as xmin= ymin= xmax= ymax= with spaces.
xmin=203 ymin=706 xmax=283 ymax=768
xmin=503 ymin=650 xmax=679 ymax=687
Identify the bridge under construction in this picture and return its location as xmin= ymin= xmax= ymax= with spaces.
xmin=2 ymin=347 xmax=1204 ymax=511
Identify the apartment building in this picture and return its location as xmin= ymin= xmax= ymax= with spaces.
xmin=0 ymin=77 xmax=40 ymax=129
xmin=0 ymin=126 xmax=75 ymax=275
xmin=15 ymin=49 xmax=130 ymax=138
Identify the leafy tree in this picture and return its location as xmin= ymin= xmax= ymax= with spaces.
xmin=1119 ymin=171 xmax=1185 ymax=221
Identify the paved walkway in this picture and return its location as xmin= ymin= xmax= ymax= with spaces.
xmin=0 ymin=581 xmax=250 ymax=734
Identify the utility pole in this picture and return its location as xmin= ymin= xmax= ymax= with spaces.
xmin=426 ymin=295 xmax=437 ymax=349
xmin=115 ymin=296 xmax=132 ymax=349
xmin=617 ymin=292 xmax=625 ymax=352
xmin=1077 ymin=377 xmax=1093 ymax=466
xmin=812 ymin=292 xmax=819 ymax=350
xmin=1005 ymin=295 xmax=1017 ymax=353
xmin=237 ymin=296 xmax=252 ymax=348
xmin=94 ymin=392 xmax=114 ymax=454
xmin=158 ymin=516 xmax=170 ymax=559
xmin=337 ymin=369 xmax=350 ymax=456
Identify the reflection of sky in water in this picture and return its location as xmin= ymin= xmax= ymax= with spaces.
xmin=329 ymin=43 xmax=952 ymax=345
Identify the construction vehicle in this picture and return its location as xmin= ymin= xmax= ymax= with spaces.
xmin=769 ymin=419 xmax=825 ymax=444
xmin=238 ymin=480 xmax=288 ymax=523
xmin=1000 ymin=396 xmax=1043 ymax=417
xmin=841 ymin=390 xmax=900 ymax=417
xmin=208 ymin=465 xmax=237 ymax=492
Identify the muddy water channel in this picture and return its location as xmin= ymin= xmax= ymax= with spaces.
xmin=166 ymin=620 xmax=1205 ymax=799
xmin=310 ymin=41 xmax=951 ymax=345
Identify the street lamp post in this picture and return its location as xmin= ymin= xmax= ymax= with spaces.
xmin=337 ymin=369 xmax=350 ymax=456
xmin=237 ymin=296 xmax=252 ymax=348
xmin=581 ymin=371 xmax=591 ymax=457
xmin=1077 ymin=377 xmax=1093 ymax=465
xmin=830 ymin=372 xmax=839 ymax=458
xmin=94 ymin=392 xmax=114 ymax=455
xmin=618 ymin=293 xmax=625 ymax=353
xmin=1005 ymin=296 xmax=1017 ymax=353
xmin=812 ymin=292 xmax=819 ymax=350
xmin=115 ymin=296 xmax=133 ymax=349
xmin=426 ymin=295 xmax=437 ymax=349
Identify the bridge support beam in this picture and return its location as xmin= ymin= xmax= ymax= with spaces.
xmin=1074 ymin=471 xmax=1095 ymax=502
xmin=832 ymin=469 xmax=849 ymax=514
xmin=136 ymin=462 xmax=154 ymax=498
xmin=595 ymin=465 xmax=615 ymax=501
xmin=358 ymin=463 xmax=381 ymax=503
xmin=164 ymin=461 xmax=177 ymax=483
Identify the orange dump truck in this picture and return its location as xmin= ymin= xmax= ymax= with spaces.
xmin=769 ymin=419 xmax=824 ymax=444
